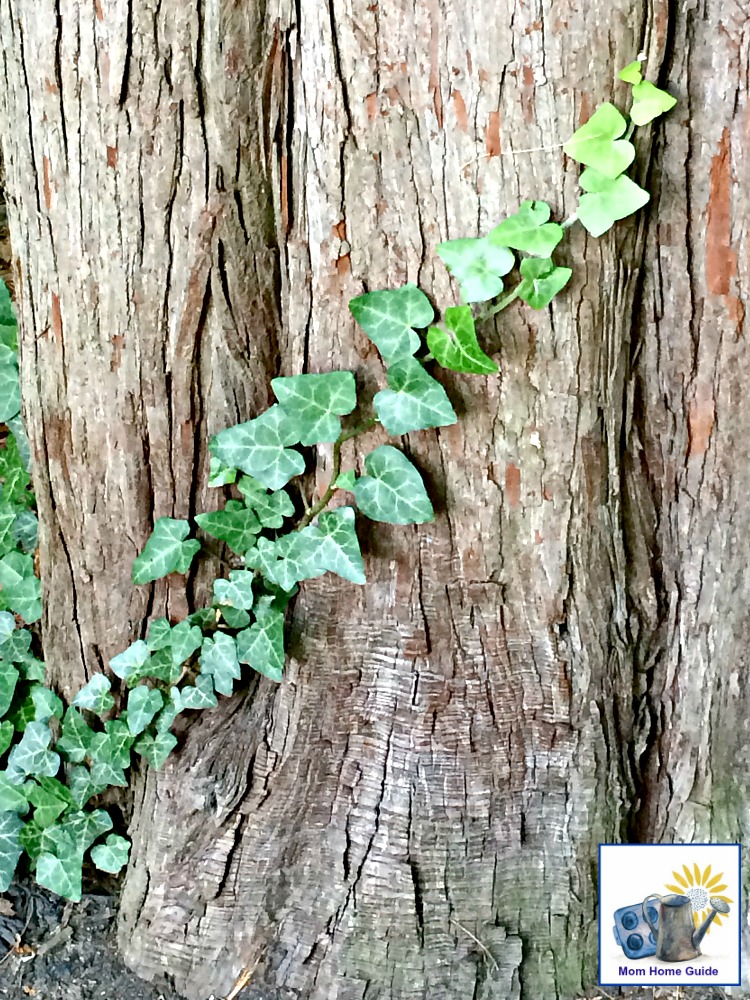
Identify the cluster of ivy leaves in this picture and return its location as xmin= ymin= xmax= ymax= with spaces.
xmin=0 ymin=64 xmax=677 ymax=903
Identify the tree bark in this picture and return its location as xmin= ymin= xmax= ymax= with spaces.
xmin=0 ymin=2 xmax=746 ymax=999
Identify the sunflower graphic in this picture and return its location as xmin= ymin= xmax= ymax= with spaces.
xmin=664 ymin=863 xmax=734 ymax=932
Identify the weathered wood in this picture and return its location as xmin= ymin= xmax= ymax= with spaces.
xmin=0 ymin=1 xmax=746 ymax=998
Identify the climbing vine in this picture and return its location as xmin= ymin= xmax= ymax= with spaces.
xmin=0 ymin=62 xmax=676 ymax=901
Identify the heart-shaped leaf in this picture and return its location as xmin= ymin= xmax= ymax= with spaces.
xmin=56 ymin=708 xmax=97 ymax=763
xmin=132 ymin=518 xmax=201 ymax=585
xmin=436 ymin=237 xmax=515 ymax=302
xmin=0 ymin=662 xmax=19 ymax=717
xmin=314 ymin=507 xmax=366 ymax=585
xmin=195 ymin=506 xmax=261 ymax=554
xmin=236 ymin=596 xmax=286 ymax=683
xmin=518 ymin=258 xmax=573 ymax=310
xmin=489 ymin=201 xmax=564 ymax=257
xmin=210 ymin=406 xmax=305 ymax=492
xmin=207 ymin=456 xmax=237 ymax=487
xmin=0 ymin=811 xmax=24 ymax=891
xmin=134 ymin=729 xmax=178 ymax=769
xmin=200 ymin=632 xmax=242 ymax=697
xmin=374 ymin=357 xmax=457 ymax=436
xmin=0 ymin=356 xmax=20 ymax=423
xmin=126 ymin=687 xmax=164 ymax=735
xmin=213 ymin=569 xmax=255 ymax=610
xmin=237 ymin=478 xmax=295 ymax=529
xmin=577 ymin=168 xmax=650 ymax=237
xmin=349 ymin=284 xmax=433 ymax=362
xmin=176 ymin=674 xmax=218 ymax=710
xmin=72 ymin=674 xmax=115 ymax=715
xmin=109 ymin=640 xmax=150 ymax=681
xmin=427 ymin=305 xmax=498 ymax=375
xmin=0 ymin=551 xmax=42 ymax=622
xmin=272 ymin=371 xmax=357 ymax=445
xmin=629 ymin=80 xmax=677 ymax=126
xmin=36 ymin=852 xmax=82 ymax=901
xmin=7 ymin=721 xmax=60 ymax=779
xmin=90 ymin=833 xmax=130 ymax=874
xmin=563 ymin=102 xmax=635 ymax=178
xmin=353 ymin=446 xmax=434 ymax=524
xmin=618 ymin=61 xmax=643 ymax=85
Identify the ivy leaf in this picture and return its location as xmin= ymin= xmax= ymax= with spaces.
xmin=236 ymin=597 xmax=286 ymax=683
xmin=66 ymin=767 xmax=108 ymax=809
xmin=349 ymin=284 xmax=434 ymax=363
xmin=126 ymin=687 xmax=164 ymax=735
xmin=436 ymin=237 xmax=515 ymax=303
xmin=0 ymin=811 xmax=24 ymax=891
xmin=217 ymin=606 xmax=251 ymax=629
xmin=110 ymin=640 xmax=150 ymax=682
xmin=237 ymin=478 xmax=295 ymax=529
xmin=0 ymin=720 xmax=14 ymax=756
xmin=353 ymin=446 xmax=434 ymax=525
xmin=0 ymin=435 xmax=32 ymax=507
xmin=91 ymin=833 xmax=130 ymax=874
xmin=146 ymin=618 xmax=173 ymax=651
xmin=90 ymin=720 xmax=135 ymax=770
xmin=0 ymin=504 xmax=15 ymax=556
xmin=334 ymin=470 xmax=357 ymax=491
xmin=577 ymin=168 xmax=650 ymax=237
xmin=374 ymin=357 xmax=457 ymax=436
xmin=132 ymin=518 xmax=201 ymax=585
xmin=517 ymin=257 xmax=573 ymax=309
xmin=488 ymin=201 xmax=564 ymax=257
xmin=272 ymin=372 xmax=357 ymax=446
xmin=0 ymin=281 xmax=15 ymax=328
xmin=246 ymin=532 xmax=324 ymax=593
xmin=0 ymin=610 xmax=15 ymax=642
xmin=36 ymin=852 xmax=82 ymax=902
xmin=563 ymin=102 xmax=635 ymax=178
xmin=13 ymin=509 xmax=38 ymax=554
xmin=7 ymin=722 xmax=60 ymax=779
xmin=618 ymin=60 xmax=643 ymax=84
xmin=42 ymin=809 xmax=112 ymax=859
xmin=208 ymin=456 xmax=237 ymax=487
xmin=31 ymin=686 xmax=64 ymax=724
xmin=426 ymin=306 xmax=498 ymax=376
xmin=168 ymin=621 xmax=204 ymax=667
xmin=72 ymin=674 xmax=115 ymax=715
xmin=0 ymin=357 xmax=20 ymax=423
xmin=195 ymin=506 xmax=261 ymax=554
xmin=0 ymin=774 xmax=29 ymax=813
xmin=213 ymin=570 xmax=255 ymax=611
xmin=0 ymin=551 xmax=42 ymax=622
xmin=176 ymin=674 xmax=218 ymax=710
xmin=200 ymin=633 xmax=241 ymax=697
xmin=25 ymin=777 xmax=76 ymax=828
xmin=629 ymin=80 xmax=677 ymax=126
xmin=89 ymin=758 xmax=128 ymax=788
xmin=210 ymin=406 xmax=305 ymax=492
xmin=56 ymin=708 xmax=97 ymax=763
xmin=0 ymin=662 xmax=19 ymax=718
xmin=154 ymin=688 xmax=182 ymax=734
xmin=134 ymin=729 xmax=178 ymax=769
xmin=315 ymin=507 xmax=366 ymax=585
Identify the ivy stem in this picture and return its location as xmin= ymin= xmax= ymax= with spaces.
xmin=296 ymin=417 xmax=378 ymax=530
xmin=477 ymin=285 xmax=522 ymax=322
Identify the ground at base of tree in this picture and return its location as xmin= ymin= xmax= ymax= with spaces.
xmin=0 ymin=883 xmax=185 ymax=1000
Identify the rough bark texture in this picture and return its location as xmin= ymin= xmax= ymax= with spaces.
xmin=0 ymin=1 xmax=747 ymax=999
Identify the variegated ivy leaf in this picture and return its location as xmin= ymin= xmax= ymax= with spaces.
xmin=167 ymin=620 xmax=203 ymax=667
xmin=213 ymin=569 xmax=255 ymax=610
xmin=210 ymin=405 xmax=305 ymax=492
xmin=56 ymin=708 xmax=97 ymax=763
xmin=67 ymin=767 xmax=108 ymax=809
xmin=90 ymin=720 xmax=135 ymax=769
xmin=246 ymin=532 xmax=325 ymax=593
xmin=89 ymin=758 xmax=128 ymax=788
xmin=0 ymin=774 xmax=29 ymax=813
xmin=217 ymin=606 xmax=251 ymax=629
xmin=437 ymin=236 xmax=515 ymax=302
xmin=25 ymin=777 xmax=76 ymax=828
xmin=237 ymin=477 xmax=295 ymax=529
xmin=0 ymin=811 xmax=25 ymax=892
xmin=353 ymin=446 xmax=434 ymax=525
xmin=132 ymin=518 xmax=201 ymax=585
xmin=200 ymin=632 xmax=242 ymax=697
xmin=7 ymin=721 xmax=60 ymax=779
xmin=36 ymin=852 xmax=82 ymax=902
xmin=0 ymin=662 xmax=19 ymax=717
xmin=0 ymin=610 xmax=15 ymax=642
xmin=0 ymin=720 xmax=14 ymax=756
xmin=315 ymin=507 xmax=366 ymax=585
xmin=272 ymin=371 xmax=357 ymax=446
xmin=426 ymin=305 xmax=498 ymax=375
xmin=126 ymin=687 xmax=164 ymax=735
xmin=134 ymin=729 xmax=178 ymax=769
xmin=195 ymin=503 xmax=261 ymax=554
xmin=31 ymin=686 xmax=63 ymax=724
xmin=374 ymin=357 xmax=457 ymax=436
xmin=176 ymin=674 xmax=218 ymax=711
xmin=349 ymin=283 xmax=434 ymax=363
xmin=489 ymin=200 xmax=564 ymax=257
xmin=0 ymin=350 xmax=20 ymax=423
xmin=0 ymin=551 xmax=42 ymax=622
xmin=91 ymin=833 xmax=130 ymax=874
xmin=42 ymin=808 xmax=112 ymax=859
xmin=72 ymin=674 xmax=115 ymax=715
xmin=110 ymin=640 xmax=150 ymax=681
xmin=236 ymin=596 xmax=286 ymax=683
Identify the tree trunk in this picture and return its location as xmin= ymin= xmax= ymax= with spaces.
xmin=0 ymin=2 xmax=746 ymax=999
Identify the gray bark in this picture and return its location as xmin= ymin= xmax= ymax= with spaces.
xmin=0 ymin=1 xmax=746 ymax=998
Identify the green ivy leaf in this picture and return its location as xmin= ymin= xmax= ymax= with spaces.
xmin=563 ymin=102 xmax=635 ymax=178
xmin=0 ymin=611 xmax=15 ymax=642
xmin=132 ymin=518 xmax=201 ymax=585
xmin=517 ymin=258 xmax=573 ymax=310
xmin=42 ymin=809 xmax=112 ymax=860
xmin=18 ymin=818 xmax=44 ymax=861
xmin=89 ymin=757 xmax=128 ymax=788
xmin=36 ymin=851 xmax=82 ymax=901
xmin=436 ymin=237 xmax=515 ymax=303
xmin=66 ymin=767 xmax=108 ymax=809
xmin=176 ymin=674 xmax=218 ymax=710
xmin=349 ymin=284 xmax=434 ymax=363
xmin=217 ymin=606 xmax=251 ymax=629
xmin=56 ymin=708 xmax=97 ymax=764
xmin=0 ymin=774 xmax=29 ymax=813
xmin=334 ymin=470 xmax=357 ymax=492
xmin=110 ymin=640 xmax=150 ymax=682
xmin=618 ymin=60 xmax=643 ymax=84
xmin=167 ymin=621 xmax=204 ymax=667
xmin=90 ymin=833 xmax=130 ymax=874
xmin=629 ymin=80 xmax=677 ymax=126
xmin=272 ymin=372 xmax=357 ymax=446
xmin=0 ymin=504 xmax=15 ymax=557
xmin=31 ymin=686 xmax=64 ymax=724
xmin=0 ymin=281 xmax=15 ymax=328
xmin=12 ymin=509 xmax=38 ymax=555
xmin=353 ymin=446 xmax=434 ymax=525
xmin=426 ymin=306 xmax=498 ymax=376
xmin=0 ymin=435 xmax=32 ymax=507
xmin=246 ymin=532 xmax=324 ymax=593
xmin=25 ymin=777 xmax=76 ymax=828
xmin=374 ymin=357 xmax=457 ymax=436
xmin=154 ymin=688 xmax=182 ymax=734
xmin=0 ymin=662 xmax=19 ymax=718
xmin=0 ymin=720 xmax=14 ymax=756
xmin=0 ymin=551 xmax=42 ymax=622
xmin=7 ymin=722 xmax=60 ymax=779
xmin=315 ymin=507 xmax=366 ymax=585
xmin=195 ymin=506 xmax=261 ymax=554
xmin=488 ymin=201 xmax=564 ymax=257
xmin=236 ymin=597 xmax=285 ymax=683
xmin=0 ymin=810 xmax=24 ymax=891
xmin=208 ymin=456 xmax=237 ymax=487
xmin=0 ymin=356 xmax=20 ymax=423
xmin=200 ymin=633 xmax=241 ymax=697
xmin=213 ymin=570 xmax=255 ymax=611
xmin=134 ymin=729 xmax=178 ymax=769
xmin=72 ymin=674 xmax=115 ymax=715
xmin=237 ymin=477 xmax=295 ymax=529
xmin=126 ymin=687 xmax=164 ymax=735
xmin=210 ymin=406 xmax=305 ymax=492
xmin=577 ymin=168 xmax=650 ymax=237
xmin=90 ymin=720 xmax=135 ymax=769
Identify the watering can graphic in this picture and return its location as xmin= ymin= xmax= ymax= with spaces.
xmin=642 ymin=893 xmax=730 ymax=962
